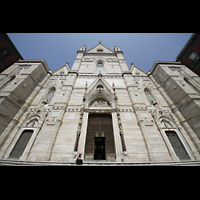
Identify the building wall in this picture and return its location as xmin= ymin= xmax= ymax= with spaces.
xmin=0 ymin=33 xmax=23 ymax=73
xmin=176 ymin=33 xmax=200 ymax=76
xmin=151 ymin=62 xmax=200 ymax=139
xmin=0 ymin=61 xmax=50 ymax=135
xmin=0 ymin=44 xmax=200 ymax=163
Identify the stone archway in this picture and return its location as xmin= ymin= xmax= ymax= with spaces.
xmin=75 ymin=77 xmax=125 ymax=162
xmin=84 ymin=113 xmax=115 ymax=161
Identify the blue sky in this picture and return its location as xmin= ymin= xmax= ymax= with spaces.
xmin=7 ymin=33 xmax=193 ymax=73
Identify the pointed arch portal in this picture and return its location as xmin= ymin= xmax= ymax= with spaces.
xmin=84 ymin=113 xmax=115 ymax=161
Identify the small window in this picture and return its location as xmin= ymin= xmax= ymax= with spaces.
xmin=97 ymin=49 xmax=103 ymax=52
xmin=144 ymin=88 xmax=157 ymax=106
xmin=43 ymin=88 xmax=55 ymax=104
xmin=0 ymin=48 xmax=10 ymax=59
xmin=189 ymin=52 xmax=199 ymax=62
xmin=96 ymin=61 xmax=104 ymax=74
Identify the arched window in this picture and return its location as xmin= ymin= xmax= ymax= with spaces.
xmin=9 ymin=130 xmax=33 ymax=159
xmin=0 ymin=75 xmax=15 ymax=91
xmin=96 ymin=61 xmax=104 ymax=74
xmin=43 ymin=88 xmax=55 ymax=104
xmin=161 ymin=119 xmax=173 ymax=128
xmin=27 ymin=118 xmax=39 ymax=127
xmin=144 ymin=88 xmax=157 ymax=105
xmin=165 ymin=131 xmax=189 ymax=160
xmin=184 ymin=77 xmax=200 ymax=94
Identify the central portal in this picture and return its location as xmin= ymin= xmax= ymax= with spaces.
xmin=85 ymin=113 xmax=115 ymax=161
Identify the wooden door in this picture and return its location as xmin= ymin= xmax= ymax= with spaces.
xmin=85 ymin=114 xmax=115 ymax=159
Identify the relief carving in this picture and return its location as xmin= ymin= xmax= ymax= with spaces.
xmin=90 ymin=99 xmax=110 ymax=107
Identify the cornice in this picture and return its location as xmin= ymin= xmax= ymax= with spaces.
xmin=149 ymin=61 xmax=182 ymax=75
xmin=84 ymin=53 xmax=115 ymax=56
xmin=16 ymin=60 xmax=50 ymax=73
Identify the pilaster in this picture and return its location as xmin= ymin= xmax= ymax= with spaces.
xmin=112 ymin=112 xmax=123 ymax=162
xmin=77 ymin=111 xmax=89 ymax=160
xmin=71 ymin=50 xmax=85 ymax=72
xmin=115 ymin=51 xmax=129 ymax=73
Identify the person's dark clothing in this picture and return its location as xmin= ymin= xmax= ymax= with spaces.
xmin=76 ymin=155 xmax=83 ymax=165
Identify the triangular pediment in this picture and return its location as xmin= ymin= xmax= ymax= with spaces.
xmin=130 ymin=65 xmax=147 ymax=76
xmin=86 ymin=43 xmax=114 ymax=54
xmin=53 ymin=64 xmax=70 ymax=75
xmin=87 ymin=77 xmax=113 ymax=94
xmin=85 ymin=76 xmax=116 ymax=108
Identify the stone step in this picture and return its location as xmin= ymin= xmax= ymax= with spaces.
xmin=0 ymin=159 xmax=200 ymax=166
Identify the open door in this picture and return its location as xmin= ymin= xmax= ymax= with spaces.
xmin=94 ymin=137 xmax=106 ymax=160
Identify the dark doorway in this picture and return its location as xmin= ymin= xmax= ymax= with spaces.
xmin=166 ymin=131 xmax=190 ymax=160
xmin=9 ymin=130 xmax=33 ymax=159
xmin=94 ymin=137 xmax=106 ymax=160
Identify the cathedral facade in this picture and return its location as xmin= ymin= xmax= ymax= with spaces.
xmin=0 ymin=42 xmax=200 ymax=165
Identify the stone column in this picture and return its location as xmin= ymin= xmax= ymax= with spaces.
xmin=77 ymin=111 xmax=89 ymax=160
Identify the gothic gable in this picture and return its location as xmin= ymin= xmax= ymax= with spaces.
xmin=87 ymin=76 xmax=113 ymax=94
xmin=52 ymin=64 xmax=70 ymax=75
xmin=86 ymin=43 xmax=114 ymax=54
xmin=130 ymin=65 xmax=147 ymax=76
xmin=84 ymin=76 xmax=116 ymax=108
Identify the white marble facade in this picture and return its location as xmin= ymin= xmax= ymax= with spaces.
xmin=0 ymin=42 xmax=200 ymax=164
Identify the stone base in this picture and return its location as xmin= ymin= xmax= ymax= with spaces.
xmin=1 ymin=159 xmax=200 ymax=166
